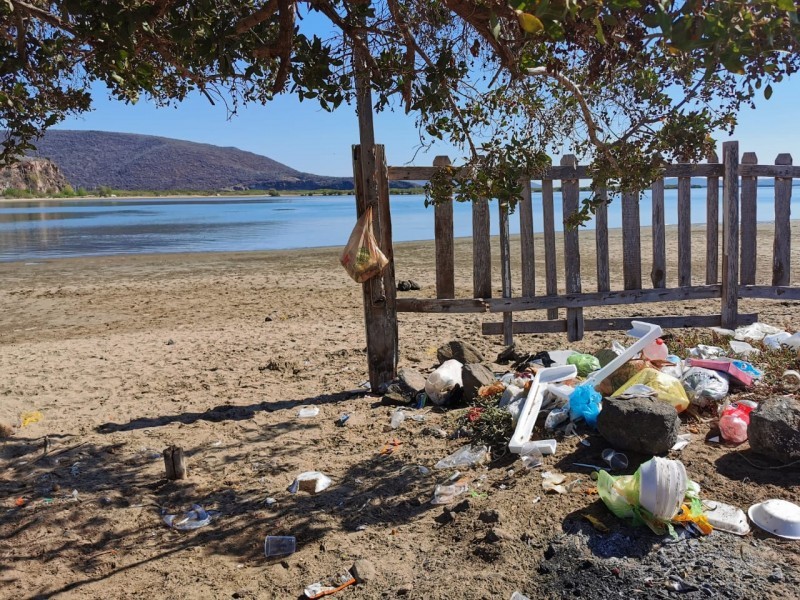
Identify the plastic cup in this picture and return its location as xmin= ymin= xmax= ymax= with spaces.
xmin=601 ymin=449 xmax=629 ymax=470
xmin=265 ymin=535 xmax=296 ymax=558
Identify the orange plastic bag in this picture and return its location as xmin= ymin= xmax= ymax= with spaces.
xmin=339 ymin=206 xmax=389 ymax=283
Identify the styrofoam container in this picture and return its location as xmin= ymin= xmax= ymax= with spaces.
xmin=638 ymin=457 xmax=688 ymax=521
xmin=748 ymin=499 xmax=800 ymax=540
xmin=703 ymin=500 xmax=750 ymax=536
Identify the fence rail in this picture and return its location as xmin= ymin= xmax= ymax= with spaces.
xmin=381 ymin=141 xmax=797 ymax=343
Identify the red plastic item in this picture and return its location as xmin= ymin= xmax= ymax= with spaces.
xmin=719 ymin=401 xmax=756 ymax=444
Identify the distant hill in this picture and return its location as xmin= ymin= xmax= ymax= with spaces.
xmin=26 ymin=130 xmax=405 ymax=192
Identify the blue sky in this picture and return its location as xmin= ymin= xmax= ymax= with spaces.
xmin=57 ymin=73 xmax=800 ymax=178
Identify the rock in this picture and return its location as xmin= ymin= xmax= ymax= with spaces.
xmin=496 ymin=343 xmax=521 ymax=364
xmin=485 ymin=527 xmax=514 ymax=543
xmin=768 ymin=568 xmax=784 ymax=583
xmin=264 ymin=316 xmax=273 ymax=322
xmin=748 ymin=396 xmax=800 ymax=463
xmin=437 ymin=341 xmax=484 ymax=365
xmin=421 ymin=426 xmax=448 ymax=438
xmin=597 ymin=396 xmax=679 ymax=455
xmin=380 ymin=391 xmax=408 ymax=406
xmin=461 ymin=363 xmax=496 ymax=403
xmin=398 ymin=367 xmax=427 ymax=395
xmin=478 ymin=509 xmax=501 ymax=524
xmin=397 ymin=280 xmax=421 ymax=291
xmin=434 ymin=509 xmax=455 ymax=525
xmin=351 ymin=559 xmax=376 ymax=584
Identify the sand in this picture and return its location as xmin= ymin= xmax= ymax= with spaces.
xmin=1 ymin=225 xmax=799 ymax=599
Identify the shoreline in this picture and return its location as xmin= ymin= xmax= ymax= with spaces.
xmin=1 ymin=220 xmax=796 ymax=266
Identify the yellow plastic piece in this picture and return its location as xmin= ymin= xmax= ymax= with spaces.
xmin=611 ymin=367 xmax=690 ymax=412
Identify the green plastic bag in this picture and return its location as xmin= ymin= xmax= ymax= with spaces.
xmin=566 ymin=353 xmax=600 ymax=377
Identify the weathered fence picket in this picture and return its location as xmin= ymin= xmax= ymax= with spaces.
xmin=373 ymin=142 xmax=798 ymax=381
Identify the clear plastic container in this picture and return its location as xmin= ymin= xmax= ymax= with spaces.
xmin=642 ymin=338 xmax=669 ymax=361
xmin=265 ymin=535 xmax=296 ymax=557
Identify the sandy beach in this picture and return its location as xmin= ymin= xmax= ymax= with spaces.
xmin=1 ymin=225 xmax=799 ymax=599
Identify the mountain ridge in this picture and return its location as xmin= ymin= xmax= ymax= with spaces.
xmin=26 ymin=130 xmax=375 ymax=192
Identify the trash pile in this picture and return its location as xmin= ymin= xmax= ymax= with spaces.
xmin=154 ymin=321 xmax=799 ymax=598
xmin=380 ymin=321 xmax=800 ymax=542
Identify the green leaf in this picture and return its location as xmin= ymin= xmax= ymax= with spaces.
xmin=593 ymin=17 xmax=606 ymax=44
xmin=764 ymin=84 xmax=773 ymax=100
xmin=517 ymin=11 xmax=544 ymax=34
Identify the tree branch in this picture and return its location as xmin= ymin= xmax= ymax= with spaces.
xmin=525 ymin=66 xmax=604 ymax=150
xmin=9 ymin=0 xmax=76 ymax=35
xmin=234 ymin=0 xmax=280 ymax=35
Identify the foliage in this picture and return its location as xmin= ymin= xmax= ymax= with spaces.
xmin=2 ymin=1 xmax=800 ymax=224
xmin=458 ymin=385 xmax=514 ymax=458
xmin=2 ymin=186 xmax=33 ymax=198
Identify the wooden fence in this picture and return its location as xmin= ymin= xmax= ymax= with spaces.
xmin=353 ymin=141 xmax=798 ymax=388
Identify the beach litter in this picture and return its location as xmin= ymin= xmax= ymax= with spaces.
xmin=162 ymin=504 xmax=218 ymax=531
xmin=297 ymin=406 xmax=320 ymax=418
xmin=20 ymin=410 xmax=43 ymax=427
xmin=303 ymin=572 xmax=357 ymax=599
xmin=748 ymin=499 xmax=800 ymax=540
xmin=434 ymin=444 xmax=488 ymax=469
xmin=288 ymin=471 xmax=332 ymax=494
xmin=265 ymin=535 xmax=296 ymax=558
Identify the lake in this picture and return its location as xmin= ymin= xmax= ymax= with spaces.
xmin=0 ymin=187 xmax=796 ymax=262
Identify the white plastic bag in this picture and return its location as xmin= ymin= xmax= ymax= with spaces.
xmin=681 ymin=367 xmax=729 ymax=407
xmin=425 ymin=359 xmax=463 ymax=405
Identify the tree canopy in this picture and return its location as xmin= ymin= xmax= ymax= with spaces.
xmin=2 ymin=1 xmax=799 ymax=218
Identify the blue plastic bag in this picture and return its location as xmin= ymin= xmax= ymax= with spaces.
xmin=568 ymin=384 xmax=603 ymax=428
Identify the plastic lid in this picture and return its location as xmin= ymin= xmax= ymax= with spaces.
xmin=655 ymin=339 xmax=664 ymax=345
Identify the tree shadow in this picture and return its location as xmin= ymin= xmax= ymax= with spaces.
xmin=715 ymin=449 xmax=800 ymax=485
xmin=1 ymin=389 xmax=440 ymax=598
xmin=95 ymin=390 xmax=371 ymax=434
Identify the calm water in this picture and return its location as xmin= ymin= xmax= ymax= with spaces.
xmin=0 ymin=187 xmax=796 ymax=262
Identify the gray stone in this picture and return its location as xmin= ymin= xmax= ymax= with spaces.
xmin=748 ymin=396 xmax=800 ymax=463
xmin=397 ymin=280 xmax=420 ymax=292
xmin=461 ymin=363 xmax=496 ymax=403
xmin=597 ymin=396 xmax=680 ymax=455
xmin=485 ymin=527 xmax=514 ymax=543
xmin=398 ymin=367 xmax=427 ymax=395
xmin=351 ymin=558 xmax=376 ymax=584
xmin=478 ymin=509 xmax=501 ymax=524
xmin=437 ymin=341 xmax=484 ymax=365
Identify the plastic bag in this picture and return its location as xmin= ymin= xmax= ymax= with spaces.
xmin=567 ymin=353 xmax=601 ymax=377
xmin=612 ymin=368 xmax=689 ymax=412
xmin=568 ymin=384 xmax=602 ymax=427
xmin=425 ymin=359 xmax=463 ymax=405
xmin=681 ymin=367 xmax=729 ymax=407
xmin=339 ymin=206 xmax=389 ymax=283
xmin=434 ymin=444 xmax=488 ymax=469
xmin=596 ymin=358 xmax=654 ymax=396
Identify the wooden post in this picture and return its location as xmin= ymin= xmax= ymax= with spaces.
xmin=677 ymin=174 xmax=692 ymax=286
xmin=740 ymin=152 xmax=758 ymax=285
xmin=651 ymin=177 xmax=666 ymax=288
xmin=472 ymin=198 xmax=492 ymax=298
xmin=499 ymin=200 xmax=513 ymax=346
xmin=706 ymin=150 xmax=720 ymax=285
xmin=773 ymin=153 xmax=793 ymax=286
xmin=352 ymin=145 xmax=398 ymax=391
xmin=352 ymin=32 xmax=398 ymax=391
xmin=621 ymin=191 xmax=642 ymax=290
xmin=561 ymin=155 xmax=584 ymax=341
xmin=433 ymin=156 xmax=455 ymax=299
xmin=519 ymin=179 xmax=536 ymax=298
xmin=542 ymin=178 xmax=559 ymax=319
xmin=163 ymin=446 xmax=188 ymax=480
xmin=595 ymin=188 xmax=610 ymax=292
xmin=721 ymin=142 xmax=739 ymax=329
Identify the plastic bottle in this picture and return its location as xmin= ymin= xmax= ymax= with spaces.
xmin=642 ymin=338 xmax=669 ymax=362
xmin=390 ymin=410 xmax=406 ymax=429
xmin=718 ymin=400 xmax=757 ymax=444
